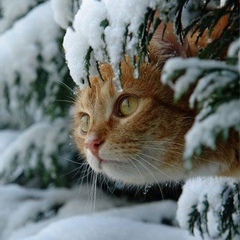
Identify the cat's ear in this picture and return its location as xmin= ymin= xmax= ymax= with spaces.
xmin=148 ymin=23 xmax=189 ymax=69
xmin=149 ymin=14 xmax=229 ymax=67
xmin=185 ymin=14 xmax=229 ymax=57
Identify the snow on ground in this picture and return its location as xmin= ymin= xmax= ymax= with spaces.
xmin=0 ymin=184 xmax=126 ymax=240
xmin=0 ymin=127 xmax=201 ymax=240
xmin=0 ymin=184 xmax=202 ymax=240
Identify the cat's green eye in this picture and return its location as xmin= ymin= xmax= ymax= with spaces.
xmin=80 ymin=114 xmax=90 ymax=134
xmin=118 ymin=95 xmax=139 ymax=117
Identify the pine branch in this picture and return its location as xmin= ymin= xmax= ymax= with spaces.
xmin=178 ymin=178 xmax=240 ymax=240
xmin=162 ymin=32 xmax=240 ymax=161
xmin=0 ymin=2 xmax=77 ymax=187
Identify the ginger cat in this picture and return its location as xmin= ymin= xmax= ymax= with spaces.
xmin=73 ymin=20 xmax=240 ymax=185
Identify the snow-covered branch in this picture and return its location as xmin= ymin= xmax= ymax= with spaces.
xmin=162 ymin=38 xmax=240 ymax=161
xmin=177 ymin=177 xmax=240 ymax=240
xmin=63 ymin=0 xmax=163 ymax=91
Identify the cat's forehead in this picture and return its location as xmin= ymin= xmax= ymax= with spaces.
xmin=75 ymin=61 xmax=161 ymax=118
xmin=75 ymin=75 xmax=117 ymax=119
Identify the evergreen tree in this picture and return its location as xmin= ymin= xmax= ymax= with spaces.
xmin=0 ymin=0 xmax=76 ymax=187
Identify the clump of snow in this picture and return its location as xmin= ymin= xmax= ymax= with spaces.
xmin=0 ymin=0 xmax=40 ymax=33
xmin=177 ymin=177 xmax=240 ymax=240
xmin=162 ymin=55 xmax=239 ymax=161
xmin=63 ymin=0 xmax=161 ymax=91
xmin=1 ymin=180 xmax=238 ymax=240
xmin=0 ymin=183 xmax=202 ymax=240
xmin=0 ymin=130 xmax=21 ymax=153
xmin=162 ymin=57 xmax=237 ymax=99
xmin=0 ymin=1 xmax=63 ymax=128
xmin=18 ymin=215 xmax=198 ymax=240
xmin=0 ymin=184 xmax=127 ymax=240
xmin=64 ymin=0 xmax=229 ymax=91
xmin=228 ymin=38 xmax=240 ymax=58
xmin=50 ymin=0 xmax=81 ymax=29
xmin=184 ymin=100 xmax=240 ymax=159
xmin=0 ymin=120 xmax=69 ymax=183
xmin=220 ymin=0 xmax=227 ymax=7
xmin=97 ymin=200 xmax=178 ymax=225
xmin=189 ymin=71 xmax=235 ymax=108
xmin=228 ymin=37 xmax=240 ymax=72
xmin=181 ymin=1 xmax=221 ymax=28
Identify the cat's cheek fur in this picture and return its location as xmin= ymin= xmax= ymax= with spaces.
xmin=86 ymin=150 xmax=102 ymax=173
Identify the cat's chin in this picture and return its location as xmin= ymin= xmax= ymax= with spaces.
xmin=86 ymin=151 xmax=144 ymax=183
xmin=86 ymin=154 xmax=225 ymax=185
xmin=86 ymin=151 xmax=181 ymax=184
xmin=86 ymin=150 xmax=121 ymax=173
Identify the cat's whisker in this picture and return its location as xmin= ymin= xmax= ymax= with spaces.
xmin=131 ymin=157 xmax=164 ymax=198
xmin=127 ymin=157 xmax=146 ymax=183
xmin=77 ymin=164 xmax=93 ymax=182
xmin=64 ymin=157 xmax=83 ymax=165
xmin=78 ymin=164 xmax=93 ymax=189
xmin=137 ymin=155 xmax=182 ymax=184
xmin=89 ymin=171 xmax=96 ymax=211
xmin=52 ymin=79 xmax=75 ymax=95
xmin=101 ymin=175 xmax=118 ymax=198
xmin=128 ymin=155 xmax=196 ymax=196
xmin=85 ymin=166 xmax=94 ymax=192
xmin=137 ymin=138 xmax=173 ymax=144
xmin=136 ymin=157 xmax=219 ymax=197
xmin=55 ymin=99 xmax=76 ymax=105
xmin=93 ymin=173 xmax=98 ymax=212
xmin=58 ymin=157 xmax=88 ymax=182
xmin=139 ymin=144 xmax=169 ymax=150
xmin=64 ymin=164 xmax=84 ymax=179
xmin=167 ymin=144 xmax=229 ymax=167
xmin=138 ymin=152 xmax=183 ymax=170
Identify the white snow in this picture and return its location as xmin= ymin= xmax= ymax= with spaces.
xmin=63 ymin=0 xmax=161 ymax=91
xmin=0 ymin=178 xmax=238 ymax=240
xmin=161 ymin=56 xmax=240 ymax=160
xmin=189 ymin=71 xmax=236 ymax=108
xmin=0 ymin=0 xmax=39 ymax=33
xmin=4 ymin=177 xmax=238 ymax=240
xmin=228 ymin=37 xmax=240 ymax=72
xmin=177 ymin=177 xmax=240 ymax=240
xmin=162 ymin=57 xmax=237 ymax=99
xmin=0 ymin=130 xmax=21 ymax=153
xmin=0 ymin=184 xmax=202 ymax=240
xmin=0 ymin=120 xmax=69 ymax=183
xmin=184 ymin=99 xmax=240 ymax=159
xmin=18 ymin=216 xmax=192 ymax=240
xmin=50 ymin=0 xmax=81 ymax=29
xmin=228 ymin=38 xmax=240 ymax=58
xmin=0 ymin=184 xmax=126 ymax=240
xmin=0 ymin=1 xmax=62 ymax=128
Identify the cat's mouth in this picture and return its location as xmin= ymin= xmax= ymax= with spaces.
xmin=98 ymin=157 xmax=124 ymax=169
xmin=86 ymin=151 xmax=124 ymax=172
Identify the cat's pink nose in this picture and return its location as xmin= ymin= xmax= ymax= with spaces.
xmin=84 ymin=137 xmax=103 ymax=156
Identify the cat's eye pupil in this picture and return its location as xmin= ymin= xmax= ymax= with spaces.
xmin=80 ymin=114 xmax=90 ymax=134
xmin=119 ymin=96 xmax=139 ymax=117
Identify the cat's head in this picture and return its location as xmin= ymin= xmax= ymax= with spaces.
xmin=71 ymin=20 xmax=238 ymax=184
xmin=73 ymin=39 xmax=195 ymax=184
